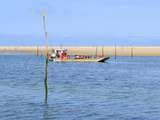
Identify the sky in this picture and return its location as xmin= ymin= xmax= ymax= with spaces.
xmin=0 ymin=0 xmax=160 ymax=46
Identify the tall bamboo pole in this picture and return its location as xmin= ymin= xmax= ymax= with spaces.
xmin=42 ymin=12 xmax=48 ymax=103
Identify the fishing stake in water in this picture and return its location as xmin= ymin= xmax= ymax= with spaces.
xmin=41 ymin=11 xmax=49 ymax=103
xmin=95 ymin=46 xmax=98 ymax=58
xmin=115 ymin=44 xmax=117 ymax=61
xmin=102 ymin=46 xmax=104 ymax=57
xmin=131 ymin=46 xmax=133 ymax=58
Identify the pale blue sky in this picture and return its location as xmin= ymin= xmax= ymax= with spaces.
xmin=0 ymin=0 xmax=160 ymax=46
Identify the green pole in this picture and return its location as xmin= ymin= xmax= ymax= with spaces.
xmin=42 ymin=12 xmax=49 ymax=103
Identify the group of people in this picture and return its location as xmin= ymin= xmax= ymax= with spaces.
xmin=75 ymin=55 xmax=92 ymax=59
xmin=49 ymin=48 xmax=99 ymax=61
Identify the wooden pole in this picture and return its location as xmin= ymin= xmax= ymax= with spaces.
xmin=115 ymin=44 xmax=117 ymax=60
xmin=130 ymin=39 xmax=133 ymax=58
xmin=36 ymin=46 xmax=39 ymax=56
xmin=131 ymin=46 xmax=133 ymax=58
xmin=42 ymin=12 xmax=48 ymax=103
xmin=95 ymin=46 xmax=98 ymax=58
xmin=102 ymin=46 xmax=104 ymax=57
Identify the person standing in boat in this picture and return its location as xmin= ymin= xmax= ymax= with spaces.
xmin=59 ymin=50 xmax=67 ymax=60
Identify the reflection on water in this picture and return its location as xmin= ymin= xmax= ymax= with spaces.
xmin=1 ymin=56 xmax=160 ymax=119
xmin=43 ymin=103 xmax=49 ymax=120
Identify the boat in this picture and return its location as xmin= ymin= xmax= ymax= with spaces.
xmin=48 ymin=48 xmax=110 ymax=63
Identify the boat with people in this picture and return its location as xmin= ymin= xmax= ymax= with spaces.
xmin=48 ymin=48 xmax=110 ymax=63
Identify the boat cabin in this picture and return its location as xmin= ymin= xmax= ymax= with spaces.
xmin=49 ymin=48 xmax=68 ymax=60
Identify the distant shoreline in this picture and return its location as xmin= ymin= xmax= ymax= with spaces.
xmin=0 ymin=46 xmax=160 ymax=56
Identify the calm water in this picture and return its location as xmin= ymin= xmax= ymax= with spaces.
xmin=0 ymin=55 xmax=160 ymax=120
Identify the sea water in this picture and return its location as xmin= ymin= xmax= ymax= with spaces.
xmin=0 ymin=55 xmax=160 ymax=120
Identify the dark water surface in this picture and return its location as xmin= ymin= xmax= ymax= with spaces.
xmin=0 ymin=55 xmax=160 ymax=120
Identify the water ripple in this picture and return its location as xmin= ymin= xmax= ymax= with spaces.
xmin=1 ymin=56 xmax=160 ymax=119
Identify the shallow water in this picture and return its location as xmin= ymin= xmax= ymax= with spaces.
xmin=0 ymin=55 xmax=160 ymax=120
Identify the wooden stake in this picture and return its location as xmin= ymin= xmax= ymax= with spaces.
xmin=42 ymin=12 xmax=48 ymax=103
xmin=36 ymin=46 xmax=39 ymax=56
xmin=95 ymin=46 xmax=98 ymax=58
xmin=131 ymin=46 xmax=133 ymax=58
xmin=102 ymin=46 xmax=104 ymax=57
xmin=115 ymin=44 xmax=117 ymax=60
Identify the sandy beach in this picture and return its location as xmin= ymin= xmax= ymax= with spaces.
xmin=0 ymin=46 xmax=160 ymax=56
